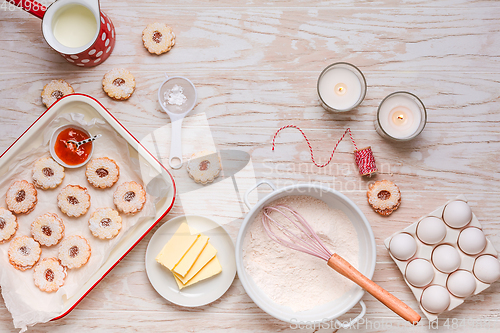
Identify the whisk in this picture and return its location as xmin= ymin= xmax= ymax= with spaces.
xmin=262 ymin=204 xmax=421 ymax=324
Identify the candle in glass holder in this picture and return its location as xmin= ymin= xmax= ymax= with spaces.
xmin=317 ymin=62 xmax=366 ymax=112
xmin=375 ymin=91 xmax=427 ymax=141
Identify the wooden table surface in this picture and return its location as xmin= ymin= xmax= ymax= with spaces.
xmin=2 ymin=0 xmax=500 ymax=332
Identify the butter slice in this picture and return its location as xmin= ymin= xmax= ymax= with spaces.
xmin=174 ymin=242 xmax=218 ymax=284
xmin=155 ymin=222 xmax=199 ymax=271
xmin=174 ymin=256 xmax=222 ymax=290
xmin=173 ymin=235 xmax=209 ymax=278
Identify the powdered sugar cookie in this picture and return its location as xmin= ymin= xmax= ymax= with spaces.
xmin=88 ymin=208 xmax=122 ymax=240
xmin=57 ymin=185 xmax=91 ymax=217
xmin=8 ymin=236 xmax=41 ymax=271
xmin=142 ymin=22 xmax=175 ymax=55
xmin=41 ymin=79 xmax=74 ymax=108
xmin=6 ymin=180 xmax=38 ymax=214
xmin=102 ymin=68 xmax=135 ymax=100
xmin=0 ymin=207 xmax=18 ymax=243
xmin=58 ymin=235 xmax=91 ymax=269
xmin=86 ymin=157 xmax=120 ymax=189
xmin=186 ymin=150 xmax=221 ymax=185
xmin=32 ymin=157 xmax=65 ymax=189
xmin=367 ymin=179 xmax=401 ymax=216
xmin=31 ymin=212 xmax=65 ymax=246
xmin=113 ymin=181 xmax=146 ymax=214
xmin=33 ymin=258 xmax=67 ymax=293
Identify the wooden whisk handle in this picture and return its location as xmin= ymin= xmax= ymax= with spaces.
xmin=327 ymin=253 xmax=421 ymax=325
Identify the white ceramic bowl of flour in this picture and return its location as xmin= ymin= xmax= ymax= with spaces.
xmin=236 ymin=181 xmax=376 ymax=327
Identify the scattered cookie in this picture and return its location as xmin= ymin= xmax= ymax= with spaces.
xmin=113 ymin=181 xmax=146 ymax=214
xmin=0 ymin=207 xmax=18 ymax=243
xmin=102 ymin=68 xmax=135 ymax=100
xmin=6 ymin=180 xmax=38 ymax=214
xmin=86 ymin=157 xmax=120 ymax=189
xmin=367 ymin=179 xmax=401 ymax=216
xmin=186 ymin=150 xmax=222 ymax=185
xmin=142 ymin=22 xmax=175 ymax=55
xmin=32 ymin=157 xmax=65 ymax=189
xmin=41 ymin=79 xmax=74 ymax=108
xmin=88 ymin=208 xmax=122 ymax=240
xmin=33 ymin=258 xmax=67 ymax=293
xmin=8 ymin=236 xmax=41 ymax=271
xmin=57 ymin=185 xmax=91 ymax=217
xmin=58 ymin=235 xmax=91 ymax=269
xmin=31 ymin=212 xmax=65 ymax=247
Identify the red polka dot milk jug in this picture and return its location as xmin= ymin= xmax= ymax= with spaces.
xmin=8 ymin=0 xmax=115 ymax=67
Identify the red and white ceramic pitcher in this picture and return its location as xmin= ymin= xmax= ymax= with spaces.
xmin=8 ymin=0 xmax=116 ymax=67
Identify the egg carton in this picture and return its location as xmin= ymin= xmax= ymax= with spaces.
xmin=384 ymin=195 xmax=499 ymax=322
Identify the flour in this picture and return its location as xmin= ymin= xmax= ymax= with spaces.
xmin=243 ymin=195 xmax=359 ymax=312
xmin=163 ymin=84 xmax=187 ymax=106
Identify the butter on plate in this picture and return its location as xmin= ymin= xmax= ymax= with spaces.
xmin=174 ymin=256 xmax=222 ymax=290
xmin=155 ymin=222 xmax=199 ymax=271
xmin=173 ymin=235 xmax=209 ymax=278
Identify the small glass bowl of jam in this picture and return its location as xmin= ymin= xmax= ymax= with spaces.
xmin=50 ymin=125 xmax=94 ymax=168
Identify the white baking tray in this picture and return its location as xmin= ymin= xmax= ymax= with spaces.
xmin=0 ymin=93 xmax=176 ymax=320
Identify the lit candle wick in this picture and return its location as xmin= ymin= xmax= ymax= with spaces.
xmin=334 ymin=83 xmax=347 ymax=96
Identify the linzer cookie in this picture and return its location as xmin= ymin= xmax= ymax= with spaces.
xmin=57 ymin=185 xmax=91 ymax=217
xmin=86 ymin=157 xmax=120 ymax=189
xmin=31 ymin=212 xmax=65 ymax=247
xmin=33 ymin=258 xmax=67 ymax=293
xmin=58 ymin=235 xmax=91 ymax=269
xmin=0 ymin=207 xmax=18 ymax=243
xmin=113 ymin=181 xmax=146 ymax=214
xmin=102 ymin=68 xmax=135 ymax=100
xmin=142 ymin=22 xmax=175 ymax=55
xmin=41 ymin=79 xmax=74 ymax=108
xmin=6 ymin=180 xmax=38 ymax=214
xmin=367 ymin=179 xmax=401 ymax=216
xmin=8 ymin=236 xmax=41 ymax=271
xmin=88 ymin=208 xmax=122 ymax=240
xmin=186 ymin=150 xmax=222 ymax=185
xmin=32 ymin=157 xmax=65 ymax=189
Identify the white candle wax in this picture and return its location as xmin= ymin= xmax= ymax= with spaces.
xmin=378 ymin=94 xmax=422 ymax=139
xmin=318 ymin=67 xmax=362 ymax=111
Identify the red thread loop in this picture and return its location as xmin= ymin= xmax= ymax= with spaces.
xmin=272 ymin=125 xmax=377 ymax=176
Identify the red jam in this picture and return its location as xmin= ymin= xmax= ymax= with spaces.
xmin=54 ymin=128 xmax=91 ymax=166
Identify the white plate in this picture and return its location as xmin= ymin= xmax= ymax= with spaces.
xmin=145 ymin=215 xmax=236 ymax=307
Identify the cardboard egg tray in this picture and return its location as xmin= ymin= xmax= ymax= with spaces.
xmin=383 ymin=195 xmax=498 ymax=321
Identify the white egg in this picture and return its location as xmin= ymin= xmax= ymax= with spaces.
xmin=447 ymin=270 xmax=477 ymax=298
xmin=416 ymin=217 xmax=447 ymax=244
xmin=443 ymin=200 xmax=472 ymax=228
xmin=458 ymin=227 xmax=486 ymax=255
xmin=389 ymin=233 xmax=417 ymax=261
xmin=405 ymin=259 xmax=435 ymax=287
xmin=432 ymin=244 xmax=461 ymax=273
xmin=474 ymin=255 xmax=500 ymax=283
xmin=420 ymin=285 xmax=451 ymax=314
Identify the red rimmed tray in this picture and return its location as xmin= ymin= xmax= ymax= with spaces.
xmin=0 ymin=93 xmax=176 ymax=320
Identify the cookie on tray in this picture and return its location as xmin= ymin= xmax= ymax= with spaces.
xmin=33 ymin=257 xmax=67 ymax=293
xmin=31 ymin=212 xmax=65 ymax=247
xmin=57 ymin=185 xmax=91 ymax=217
xmin=0 ymin=207 xmax=18 ymax=243
xmin=142 ymin=22 xmax=175 ymax=55
xmin=6 ymin=180 xmax=38 ymax=214
xmin=113 ymin=181 xmax=146 ymax=214
xmin=32 ymin=157 xmax=65 ymax=189
xmin=41 ymin=79 xmax=74 ymax=108
xmin=88 ymin=208 xmax=122 ymax=240
xmin=102 ymin=68 xmax=135 ymax=100
xmin=8 ymin=236 xmax=41 ymax=271
xmin=85 ymin=157 xmax=120 ymax=189
xmin=186 ymin=150 xmax=222 ymax=185
xmin=58 ymin=235 xmax=91 ymax=269
xmin=367 ymin=179 xmax=401 ymax=216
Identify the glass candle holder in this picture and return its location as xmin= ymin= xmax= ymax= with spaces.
xmin=375 ymin=91 xmax=427 ymax=141
xmin=317 ymin=62 xmax=367 ymax=112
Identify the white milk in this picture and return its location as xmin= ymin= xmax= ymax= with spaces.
xmin=53 ymin=5 xmax=97 ymax=48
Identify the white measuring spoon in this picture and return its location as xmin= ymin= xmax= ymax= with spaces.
xmin=158 ymin=75 xmax=197 ymax=169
